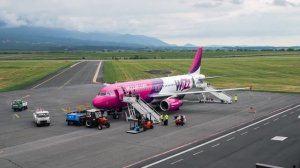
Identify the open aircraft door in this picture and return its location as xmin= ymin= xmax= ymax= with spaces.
xmin=114 ymin=87 xmax=125 ymax=101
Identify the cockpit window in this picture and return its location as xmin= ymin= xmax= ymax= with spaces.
xmin=98 ymin=91 xmax=115 ymax=96
xmin=98 ymin=92 xmax=106 ymax=96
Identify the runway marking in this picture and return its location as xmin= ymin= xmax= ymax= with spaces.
xmin=226 ymin=137 xmax=235 ymax=141
xmin=170 ymin=159 xmax=183 ymax=165
xmin=32 ymin=61 xmax=82 ymax=89
xmin=241 ymin=132 xmax=248 ymax=136
xmin=273 ymin=118 xmax=279 ymax=121
xmin=13 ymin=114 xmax=20 ymax=119
xmin=263 ymin=122 xmax=270 ymax=126
xmin=141 ymin=105 xmax=300 ymax=168
xmin=271 ymin=136 xmax=287 ymax=141
xmin=254 ymin=127 xmax=260 ymax=130
xmin=21 ymin=94 xmax=30 ymax=99
xmin=59 ymin=78 xmax=72 ymax=89
xmin=193 ymin=150 xmax=204 ymax=156
xmin=93 ymin=61 xmax=102 ymax=83
xmin=211 ymin=143 xmax=220 ymax=148
xmin=282 ymin=115 xmax=287 ymax=118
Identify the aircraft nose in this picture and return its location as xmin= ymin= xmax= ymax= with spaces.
xmin=92 ymin=96 xmax=103 ymax=108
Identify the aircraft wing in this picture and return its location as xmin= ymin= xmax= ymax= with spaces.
xmin=150 ymin=87 xmax=249 ymax=98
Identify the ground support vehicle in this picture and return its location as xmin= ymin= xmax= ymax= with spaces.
xmin=11 ymin=99 xmax=28 ymax=112
xmin=174 ymin=115 xmax=186 ymax=126
xmin=66 ymin=112 xmax=86 ymax=126
xmin=85 ymin=109 xmax=110 ymax=130
xmin=33 ymin=110 xmax=50 ymax=127
xmin=127 ymin=117 xmax=153 ymax=134
xmin=97 ymin=117 xmax=110 ymax=130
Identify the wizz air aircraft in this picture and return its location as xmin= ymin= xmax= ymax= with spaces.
xmin=92 ymin=48 xmax=247 ymax=111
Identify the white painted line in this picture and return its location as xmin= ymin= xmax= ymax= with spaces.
xmin=254 ymin=127 xmax=260 ymax=130
xmin=141 ymin=105 xmax=300 ymax=168
xmin=226 ymin=137 xmax=235 ymax=141
xmin=32 ymin=61 xmax=81 ymax=89
xmin=271 ymin=136 xmax=287 ymax=141
xmin=59 ymin=78 xmax=72 ymax=89
xmin=170 ymin=159 xmax=183 ymax=165
xmin=93 ymin=61 xmax=102 ymax=83
xmin=273 ymin=118 xmax=279 ymax=121
xmin=241 ymin=132 xmax=248 ymax=136
xmin=14 ymin=114 xmax=20 ymax=118
xmin=211 ymin=143 xmax=220 ymax=148
xmin=264 ymin=122 xmax=270 ymax=126
xmin=70 ymin=62 xmax=81 ymax=68
xmin=193 ymin=150 xmax=204 ymax=156
xmin=282 ymin=115 xmax=287 ymax=118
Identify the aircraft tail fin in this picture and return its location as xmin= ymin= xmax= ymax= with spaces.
xmin=188 ymin=48 xmax=203 ymax=74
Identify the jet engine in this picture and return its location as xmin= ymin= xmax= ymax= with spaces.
xmin=160 ymin=98 xmax=183 ymax=111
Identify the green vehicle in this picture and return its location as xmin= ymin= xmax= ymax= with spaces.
xmin=11 ymin=99 xmax=28 ymax=112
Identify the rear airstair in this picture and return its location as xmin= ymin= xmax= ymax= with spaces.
xmin=198 ymin=83 xmax=232 ymax=103
xmin=123 ymin=96 xmax=161 ymax=123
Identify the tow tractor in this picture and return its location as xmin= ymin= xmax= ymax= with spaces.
xmin=85 ymin=109 xmax=110 ymax=130
xmin=11 ymin=99 xmax=28 ymax=112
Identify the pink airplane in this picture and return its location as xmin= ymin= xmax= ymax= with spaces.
xmin=92 ymin=48 xmax=247 ymax=111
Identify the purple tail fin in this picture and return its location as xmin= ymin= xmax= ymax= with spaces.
xmin=188 ymin=48 xmax=203 ymax=74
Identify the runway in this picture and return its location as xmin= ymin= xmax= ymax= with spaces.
xmin=0 ymin=61 xmax=299 ymax=168
xmin=30 ymin=61 xmax=102 ymax=89
xmin=139 ymin=105 xmax=300 ymax=168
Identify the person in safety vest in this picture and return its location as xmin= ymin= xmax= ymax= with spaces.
xmin=160 ymin=114 xmax=164 ymax=125
xmin=234 ymin=95 xmax=238 ymax=103
xmin=164 ymin=114 xmax=169 ymax=126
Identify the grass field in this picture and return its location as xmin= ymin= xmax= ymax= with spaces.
xmin=103 ymin=56 xmax=300 ymax=93
xmin=1 ymin=50 xmax=300 ymax=60
xmin=0 ymin=60 xmax=74 ymax=92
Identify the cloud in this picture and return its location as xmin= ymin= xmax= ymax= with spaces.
xmin=272 ymin=0 xmax=300 ymax=7
xmin=0 ymin=0 xmax=299 ymax=46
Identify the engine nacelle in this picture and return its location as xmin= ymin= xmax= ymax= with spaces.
xmin=160 ymin=98 xmax=183 ymax=111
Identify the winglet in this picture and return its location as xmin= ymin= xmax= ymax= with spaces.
xmin=188 ymin=48 xmax=203 ymax=74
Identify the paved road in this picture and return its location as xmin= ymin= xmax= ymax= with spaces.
xmin=31 ymin=61 xmax=102 ymax=89
xmin=139 ymin=104 xmax=300 ymax=168
xmin=0 ymin=61 xmax=300 ymax=168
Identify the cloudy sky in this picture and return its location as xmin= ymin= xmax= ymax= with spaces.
xmin=0 ymin=0 xmax=299 ymax=46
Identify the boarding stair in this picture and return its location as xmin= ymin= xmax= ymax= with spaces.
xmin=122 ymin=96 xmax=161 ymax=123
xmin=196 ymin=81 xmax=232 ymax=103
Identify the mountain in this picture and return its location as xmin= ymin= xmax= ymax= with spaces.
xmin=0 ymin=26 xmax=170 ymax=50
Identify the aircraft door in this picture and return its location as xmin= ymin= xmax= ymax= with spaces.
xmin=116 ymin=87 xmax=124 ymax=101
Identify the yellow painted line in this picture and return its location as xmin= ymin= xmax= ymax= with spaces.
xmin=32 ymin=61 xmax=82 ymax=89
xmin=93 ymin=61 xmax=102 ymax=83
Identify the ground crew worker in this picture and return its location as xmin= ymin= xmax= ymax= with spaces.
xmin=234 ymin=95 xmax=238 ymax=103
xmin=164 ymin=114 xmax=169 ymax=126
xmin=160 ymin=114 xmax=164 ymax=125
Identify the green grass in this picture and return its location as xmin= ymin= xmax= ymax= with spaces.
xmin=0 ymin=60 xmax=75 ymax=92
xmin=1 ymin=50 xmax=300 ymax=60
xmin=103 ymin=56 xmax=300 ymax=93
